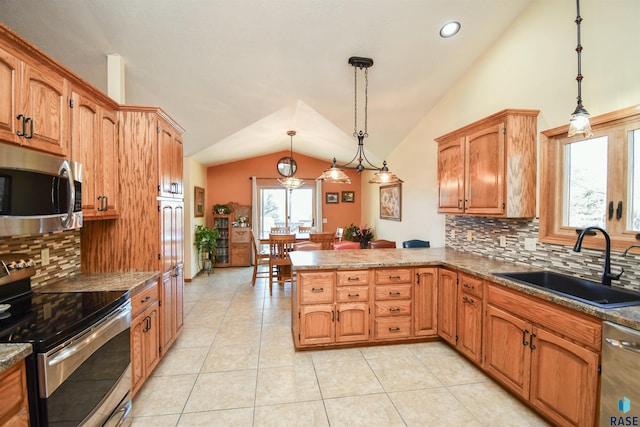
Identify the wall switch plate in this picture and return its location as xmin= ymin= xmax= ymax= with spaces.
xmin=322 ymin=218 xmax=327 ymax=224
xmin=524 ymin=237 xmax=537 ymax=251
xmin=499 ymin=236 xmax=507 ymax=247
xmin=41 ymin=248 xmax=50 ymax=266
xmin=467 ymin=231 xmax=473 ymax=242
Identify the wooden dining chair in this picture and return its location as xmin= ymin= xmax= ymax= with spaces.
xmin=250 ymin=230 xmax=270 ymax=287
xmin=402 ymin=239 xmax=430 ymax=248
xmin=294 ymin=241 xmax=322 ymax=251
xmin=270 ymin=226 xmax=290 ymax=234
xmin=298 ymin=226 xmax=314 ymax=233
xmin=268 ymin=233 xmax=296 ymax=295
xmin=368 ymin=239 xmax=397 ymax=249
xmin=332 ymin=241 xmax=361 ymax=250
xmin=309 ymin=232 xmax=335 ymax=250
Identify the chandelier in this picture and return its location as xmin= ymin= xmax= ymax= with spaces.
xmin=319 ymin=57 xmax=402 ymax=185
xmin=277 ymin=130 xmax=305 ymax=189
xmin=567 ymin=0 xmax=593 ymax=138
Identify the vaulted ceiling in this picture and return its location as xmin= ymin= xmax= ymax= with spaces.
xmin=0 ymin=0 xmax=532 ymax=166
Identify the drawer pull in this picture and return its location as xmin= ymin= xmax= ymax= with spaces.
xmin=141 ymin=295 xmax=151 ymax=303
xmin=389 ymin=307 xmax=401 ymax=312
xmin=311 ymin=287 xmax=324 ymax=292
xmin=389 ymin=291 xmax=401 ymax=296
xmin=388 ymin=275 xmax=401 ymax=279
xmin=347 ymin=293 xmax=360 ymax=298
xmin=388 ymin=327 xmax=401 ymax=332
xmin=522 ymin=329 xmax=530 ymax=347
xmin=347 ymin=277 xmax=360 ymax=281
xmin=462 ymin=296 xmax=475 ymax=303
xmin=463 ymin=283 xmax=475 ymax=290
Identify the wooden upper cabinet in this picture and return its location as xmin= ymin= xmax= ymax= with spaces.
xmin=435 ymin=109 xmax=538 ymax=218
xmin=70 ymin=89 xmax=119 ymax=219
xmin=0 ymin=46 xmax=19 ymax=144
xmin=158 ymin=117 xmax=183 ymax=199
xmin=0 ymin=43 xmax=69 ymax=156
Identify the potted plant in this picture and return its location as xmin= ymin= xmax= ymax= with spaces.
xmin=213 ymin=203 xmax=231 ymax=215
xmin=344 ymin=223 xmax=374 ymax=249
xmin=194 ymin=224 xmax=219 ymax=272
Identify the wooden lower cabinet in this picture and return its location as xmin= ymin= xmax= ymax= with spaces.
xmin=0 ymin=360 xmax=29 ymax=426
xmin=457 ymin=274 xmax=483 ymax=363
xmin=130 ymin=280 xmax=161 ymax=397
xmin=414 ymin=268 xmax=437 ymax=337
xmin=437 ymin=268 xmax=458 ymax=345
xmin=484 ymin=284 xmax=600 ymax=427
xmin=231 ymin=228 xmax=251 ymax=266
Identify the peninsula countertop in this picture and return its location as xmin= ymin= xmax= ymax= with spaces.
xmin=289 ymin=247 xmax=640 ymax=330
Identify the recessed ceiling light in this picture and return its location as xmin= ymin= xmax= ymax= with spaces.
xmin=440 ymin=21 xmax=461 ymax=38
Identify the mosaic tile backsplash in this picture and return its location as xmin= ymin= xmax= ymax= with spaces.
xmin=445 ymin=216 xmax=640 ymax=293
xmin=0 ymin=230 xmax=81 ymax=289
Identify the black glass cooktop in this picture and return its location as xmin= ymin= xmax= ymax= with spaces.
xmin=0 ymin=286 xmax=129 ymax=352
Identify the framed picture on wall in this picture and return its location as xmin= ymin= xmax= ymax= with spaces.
xmin=326 ymin=192 xmax=339 ymax=204
xmin=380 ymin=183 xmax=401 ymax=221
xmin=194 ymin=186 xmax=205 ymax=217
xmin=342 ymin=191 xmax=355 ymax=203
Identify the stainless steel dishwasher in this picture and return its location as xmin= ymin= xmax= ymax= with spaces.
xmin=600 ymin=321 xmax=640 ymax=426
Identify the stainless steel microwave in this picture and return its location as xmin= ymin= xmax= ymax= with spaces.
xmin=0 ymin=143 xmax=82 ymax=236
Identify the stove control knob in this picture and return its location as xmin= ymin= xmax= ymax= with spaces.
xmin=16 ymin=259 xmax=26 ymax=269
xmin=6 ymin=262 xmax=16 ymax=270
xmin=25 ymin=259 xmax=35 ymax=268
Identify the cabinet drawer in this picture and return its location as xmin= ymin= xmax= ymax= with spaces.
xmin=375 ymin=284 xmax=412 ymax=300
xmin=336 ymin=286 xmax=369 ymax=303
xmin=374 ymin=317 xmax=412 ymax=340
xmin=0 ymin=360 xmax=28 ymax=424
xmin=336 ymin=270 xmax=369 ymax=286
xmin=300 ymin=272 xmax=335 ymax=304
xmin=460 ymin=274 xmax=483 ymax=298
xmin=232 ymin=228 xmax=251 ymax=243
xmin=131 ymin=280 xmax=159 ymax=317
xmin=375 ymin=268 xmax=412 ymax=284
xmin=375 ymin=299 xmax=411 ymax=317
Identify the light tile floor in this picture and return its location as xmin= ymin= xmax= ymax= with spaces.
xmin=131 ymin=267 xmax=550 ymax=426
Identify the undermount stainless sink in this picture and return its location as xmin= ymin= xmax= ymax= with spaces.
xmin=493 ymin=271 xmax=640 ymax=309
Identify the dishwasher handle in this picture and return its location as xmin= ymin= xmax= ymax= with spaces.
xmin=604 ymin=337 xmax=640 ymax=354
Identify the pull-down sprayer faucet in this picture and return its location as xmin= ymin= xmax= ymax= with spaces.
xmin=573 ymin=226 xmax=624 ymax=286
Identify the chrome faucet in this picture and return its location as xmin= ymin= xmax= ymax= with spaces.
xmin=573 ymin=226 xmax=623 ymax=286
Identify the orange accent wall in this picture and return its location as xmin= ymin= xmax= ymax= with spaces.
xmin=206 ymin=152 xmax=362 ymax=233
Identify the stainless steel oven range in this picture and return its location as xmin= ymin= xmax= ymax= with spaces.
xmin=0 ymin=254 xmax=132 ymax=426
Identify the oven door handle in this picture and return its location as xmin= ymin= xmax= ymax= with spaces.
xmin=38 ymin=301 xmax=131 ymax=398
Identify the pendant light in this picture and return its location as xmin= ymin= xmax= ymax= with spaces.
xmin=319 ymin=57 xmax=402 ymax=185
xmin=567 ymin=0 xmax=593 ymax=138
xmin=278 ymin=130 xmax=305 ymax=189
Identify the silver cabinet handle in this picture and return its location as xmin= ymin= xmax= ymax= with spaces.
xmin=605 ymin=338 xmax=640 ymax=354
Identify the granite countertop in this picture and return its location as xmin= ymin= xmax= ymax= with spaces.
xmin=289 ymin=247 xmax=640 ymax=330
xmin=38 ymin=271 xmax=161 ymax=294
xmin=0 ymin=344 xmax=32 ymax=374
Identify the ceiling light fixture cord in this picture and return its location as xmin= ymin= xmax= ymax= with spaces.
xmin=575 ymin=0 xmax=583 ymax=111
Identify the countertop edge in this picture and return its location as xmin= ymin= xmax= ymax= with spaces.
xmin=0 ymin=343 xmax=32 ymax=374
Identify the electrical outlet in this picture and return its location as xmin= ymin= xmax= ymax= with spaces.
xmin=467 ymin=231 xmax=473 ymax=242
xmin=322 ymin=218 xmax=327 ymax=224
xmin=41 ymin=248 xmax=50 ymax=266
xmin=450 ymin=230 xmax=456 ymax=239
xmin=499 ymin=236 xmax=507 ymax=247
xmin=524 ymin=237 xmax=537 ymax=251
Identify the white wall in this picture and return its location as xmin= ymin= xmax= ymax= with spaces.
xmin=183 ymin=156 xmax=208 ymax=280
xmin=366 ymin=0 xmax=640 ymax=247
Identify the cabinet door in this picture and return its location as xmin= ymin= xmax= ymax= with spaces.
xmin=335 ymin=302 xmax=369 ymax=343
xmin=130 ymin=311 xmax=146 ymax=396
xmin=20 ymin=61 xmax=69 ymax=156
xmin=160 ymin=202 xmax=174 ymax=271
xmin=299 ymin=304 xmax=334 ymax=346
xmin=172 ymin=133 xmax=183 ymax=197
xmin=99 ymin=107 xmax=118 ymax=217
xmin=484 ymin=304 xmax=531 ymax=399
xmin=173 ymin=202 xmax=184 ymax=267
xmin=437 ymin=137 xmax=464 ymax=213
xmin=0 ymin=46 xmax=19 ymax=144
xmin=158 ymin=119 xmax=183 ymax=198
xmin=457 ymin=291 xmax=482 ymax=363
xmin=175 ymin=265 xmax=184 ymax=334
xmin=437 ymin=269 xmax=458 ymax=345
xmin=160 ymin=271 xmax=175 ymax=354
xmin=144 ymin=303 xmax=161 ymax=376
xmin=464 ymin=123 xmax=504 ymax=215
xmin=414 ymin=268 xmax=437 ymax=336
xmin=529 ymin=327 xmax=599 ymax=427
xmin=71 ymin=91 xmax=99 ymax=216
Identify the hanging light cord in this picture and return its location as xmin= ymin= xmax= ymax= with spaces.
xmin=575 ymin=0 xmax=584 ymax=109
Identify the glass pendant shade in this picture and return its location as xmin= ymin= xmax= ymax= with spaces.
xmin=318 ymin=159 xmax=351 ymax=184
xmin=368 ymin=161 xmax=403 ymax=184
xmin=278 ymin=175 xmax=305 ymax=189
xmin=568 ymin=106 xmax=593 ymax=138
